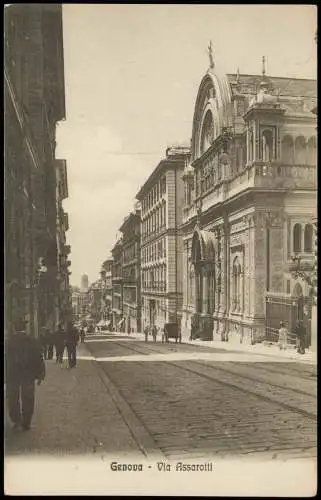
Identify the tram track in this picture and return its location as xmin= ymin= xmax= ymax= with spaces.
xmin=85 ymin=339 xmax=317 ymax=459
xmin=90 ymin=340 xmax=317 ymax=421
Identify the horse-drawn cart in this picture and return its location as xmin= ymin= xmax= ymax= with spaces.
xmin=162 ymin=322 xmax=181 ymax=343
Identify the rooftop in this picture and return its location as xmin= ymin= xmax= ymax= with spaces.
xmin=227 ymin=73 xmax=317 ymax=98
xmin=136 ymin=145 xmax=191 ymax=200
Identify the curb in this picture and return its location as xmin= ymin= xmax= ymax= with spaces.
xmin=82 ymin=343 xmax=164 ymax=460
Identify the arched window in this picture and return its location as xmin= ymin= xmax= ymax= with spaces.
xmin=304 ymin=224 xmax=313 ymax=253
xmin=293 ymin=223 xmax=302 ymax=253
xmin=294 ymin=136 xmax=306 ymax=165
xmin=262 ymin=130 xmax=274 ymax=162
xmin=307 ymin=137 xmax=317 ymax=165
xmin=200 ymin=110 xmax=214 ymax=155
xmin=248 ymin=128 xmax=254 ymax=163
xmin=281 ymin=136 xmax=294 ymax=164
xmin=232 ymin=257 xmax=242 ymax=311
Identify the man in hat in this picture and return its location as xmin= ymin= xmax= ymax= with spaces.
xmin=54 ymin=323 xmax=66 ymax=364
xmin=5 ymin=319 xmax=46 ymax=431
xmin=65 ymin=322 xmax=79 ymax=368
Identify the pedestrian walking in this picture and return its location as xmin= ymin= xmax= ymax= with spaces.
xmin=152 ymin=324 xmax=158 ymax=343
xmin=39 ymin=327 xmax=48 ymax=360
xmin=144 ymin=325 xmax=149 ymax=343
xmin=46 ymin=327 xmax=54 ymax=360
xmin=5 ymin=319 xmax=46 ymax=431
xmin=80 ymin=327 xmax=85 ymax=344
xmin=278 ymin=321 xmax=288 ymax=350
xmin=294 ymin=320 xmax=306 ymax=354
xmin=54 ymin=324 xmax=66 ymax=364
xmin=65 ymin=323 xmax=79 ymax=368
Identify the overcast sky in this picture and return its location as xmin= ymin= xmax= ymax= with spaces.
xmin=56 ymin=4 xmax=317 ymax=287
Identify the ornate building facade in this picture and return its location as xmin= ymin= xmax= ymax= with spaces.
xmin=180 ymin=60 xmax=317 ymax=345
xmin=100 ymin=258 xmax=113 ymax=323
xmin=136 ymin=146 xmax=190 ymax=331
xmin=119 ymin=205 xmax=142 ymax=333
xmin=56 ymin=159 xmax=72 ymax=328
xmin=4 ymin=4 xmax=69 ymax=337
xmin=111 ymin=239 xmax=124 ymax=330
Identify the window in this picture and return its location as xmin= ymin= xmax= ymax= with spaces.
xmin=307 ymin=137 xmax=316 ymax=165
xmin=304 ymin=224 xmax=313 ymax=253
xmin=293 ymin=223 xmax=302 ymax=253
xmin=262 ymin=129 xmax=273 ymax=162
xmin=232 ymin=257 xmax=242 ymax=312
xmin=294 ymin=137 xmax=306 ymax=165
xmin=248 ymin=127 xmax=254 ymax=163
xmin=281 ymin=136 xmax=294 ymax=164
xmin=162 ymin=176 xmax=166 ymax=194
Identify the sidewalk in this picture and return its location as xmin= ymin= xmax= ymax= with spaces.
xmin=4 ymin=343 xmax=142 ymax=457
xmin=97 ymin=330 xmax=317 ymax=365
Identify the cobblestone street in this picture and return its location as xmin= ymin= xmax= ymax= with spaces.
xmin=5 ymin=333 xmax=317 ymax=462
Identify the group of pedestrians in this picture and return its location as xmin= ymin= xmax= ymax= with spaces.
xmin=144 ymin=324 xmax=160 ymax=342
xmin=278 ymin=319 xmax=307 ymax=354
xmin=5 ymin=320 xmax=82 ymax=432
xmin=39 ymin=323 xmax=83 ymax=367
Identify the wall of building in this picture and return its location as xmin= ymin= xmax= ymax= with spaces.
xmin=4 ymin=4 xmax=67 ymax=337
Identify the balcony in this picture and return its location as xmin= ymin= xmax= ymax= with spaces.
xmin=142 ymin=281 xmax=167 ymax=293
xmin=63 ymin=213 xmax=69 ymax=232
xmin=56 ymin=159 xmax=68 ymax=200
xmin=64 ymin=244 xmax=71 ymax=255
xmin=183 ymin=161 xmax=316 ymax=224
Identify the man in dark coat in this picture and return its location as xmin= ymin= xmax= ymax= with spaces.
xmin=80 ymin=327 xmax=85 ymax=344
xmin=294 ymin=320 xmax=306 ymax=354
xmin=65 ymin=323 xmax=79 ymax=368
xmin=39 ymin=327 xmax=48 ymax=360
xmin=5 ymin=320 xmax=46 ymax=431
xmin=46 ymin=328 xmax=54 ymax=360
xmin=54 ymin=324 xmax=66 ymax=364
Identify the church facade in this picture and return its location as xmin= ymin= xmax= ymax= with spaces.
xmin=180 ymin=61 xmax=317 ymax=345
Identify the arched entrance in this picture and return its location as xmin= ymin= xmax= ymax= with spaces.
xmin=190 ymin=228 xmax=216 ymax=340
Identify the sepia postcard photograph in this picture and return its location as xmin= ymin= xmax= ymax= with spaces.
xmin=3 ymin=3 xmax=317 ymax=496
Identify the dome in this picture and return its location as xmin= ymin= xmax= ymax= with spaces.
xmin=256 ymin=80 xmax=277 ymax=105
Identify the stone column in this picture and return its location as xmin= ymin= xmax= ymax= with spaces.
xmin=254 ymin=121 xmax=260 ymax=161
xmin=252 ymin=212 xmax=267 ymax=341
xmin=268 ymin=212 xmax=285 ymax=293
xmin=202 ymin=266 xmax=208 ymax=314
xmin=182 ymin=241 xmax=188 ymax=310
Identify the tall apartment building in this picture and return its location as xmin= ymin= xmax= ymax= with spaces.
xmin=56 ymin=159 xmax=71 ymax=327
xmin=180 ymin=60 xmax=317 ymax=345
xmin=136 ymin=146 xmax=191 ymax=331
xmin=100 ymin=258 xmax=113 ymax=322
xmin=88 ymin=280 xmax=104 ymax=323
xmin=4 ymin=4 xmax=68 ymax=337
xmin=111 ymin=239 xmax=124 ymax=330
xmin=119 ymin=204 xmax=141 ymax=333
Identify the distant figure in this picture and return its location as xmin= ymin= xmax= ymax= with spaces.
xmin=54 ymin=324 xmax=66 ymax=364
xmin=278 ymin=321 xmax=288 ymax=350
xmin=144 ymin=325 xmax=149 ymax=343
xmin=39 ymin=327 xmax=48 ymax=360
xmin=80 ymin=327 xmax=85 ymax=344
xmin=294 ymin=320 xmax=306 ymax=354
xmin=152 ymin=325 xmax=158 ymax=343
xmin=46 ymin=327 xmax=54 ymax=360
xmin=5 ymin=320 xmax=45 ymax=431
xmin=65 ymin=323 xmax=79 ymax=368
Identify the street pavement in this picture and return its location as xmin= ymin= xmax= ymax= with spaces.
xmin=4 ymin=342 xmax=143 ymax=458
xmin=5 ymin=332 xmax=317 ymax=463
